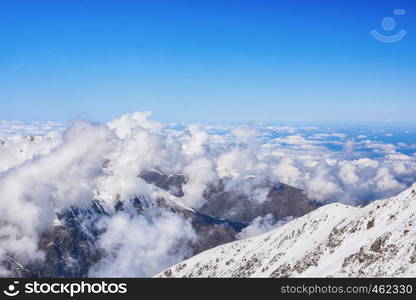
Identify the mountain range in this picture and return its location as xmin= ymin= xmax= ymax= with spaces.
xmin=2 ymin=169 xmax=317 ymax=277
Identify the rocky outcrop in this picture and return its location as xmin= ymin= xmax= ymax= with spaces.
xmin=200 ymin=179 xmax=317 ymax=223
xmin=140 ymin=170 xmax=317 ymax=223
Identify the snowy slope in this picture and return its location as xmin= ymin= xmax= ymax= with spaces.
xmin=157 ymin=184 xmax=416 ymax=277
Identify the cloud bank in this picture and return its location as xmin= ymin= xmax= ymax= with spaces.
xmin=0 ymin=112 xmax=415 ymax=276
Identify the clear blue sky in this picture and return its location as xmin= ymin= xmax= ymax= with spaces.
xmin=0 ymin=0 xmax=415 ymax=123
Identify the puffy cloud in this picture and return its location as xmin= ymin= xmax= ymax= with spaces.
xmin=236 ymin=214 xmax=293 ymax=239
xmin=181 ymin=125 xmax=209 ymax=157
xmin=182 ymin=157 xmax=216 ymax=208
xmin=305 ymin=165 xmax=343 ymax=202
xmin=107 ymin=111 xmax=162 ymax=139
xmin=0 ymin=121 xmax=113 ymax=274
xmin=354 ymin=158 xmax=379 ymax=169
xmin=338 ymin=162 xmax=359 ymax=185
xmin=89 ymin=210 xmax=196 ymax=277
xmin=374 ymin=167 xmax=405 ymax=194
xmin=359 ymin=140 xmax=397 ymax=153
xmin=272 ymin=157 xmax=304 ymax=188
xmin=216 ymin=149 xmax=254 ymax=178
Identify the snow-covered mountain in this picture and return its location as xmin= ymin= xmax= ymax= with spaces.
xmin=157 ymin=183 xmax=416 ymax=278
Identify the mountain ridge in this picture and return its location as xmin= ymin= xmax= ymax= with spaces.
xmin=157 ymin=183 xmax=416 ymax=278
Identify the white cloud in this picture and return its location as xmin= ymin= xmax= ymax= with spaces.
xmin=0 ymin=121 xmax=112 ymax=274
xmin=237 ymin=214 xmax=293 ymax=239
xmin=310 ymin=133 xmax=347 ymax=139
xmin=265 ymin=126 xmax=297 ymax=133
xmin=338 ymin=162 xmax=359 ymax=185
xmin=89 ymin=210 xmax=196 ymax=277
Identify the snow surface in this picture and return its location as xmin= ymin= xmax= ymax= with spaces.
xmin=157 ymin=184 xmax=416 ymax=277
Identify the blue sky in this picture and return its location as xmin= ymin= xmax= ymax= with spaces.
xmin=0 ymin=0 xmax=415 ymax=123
